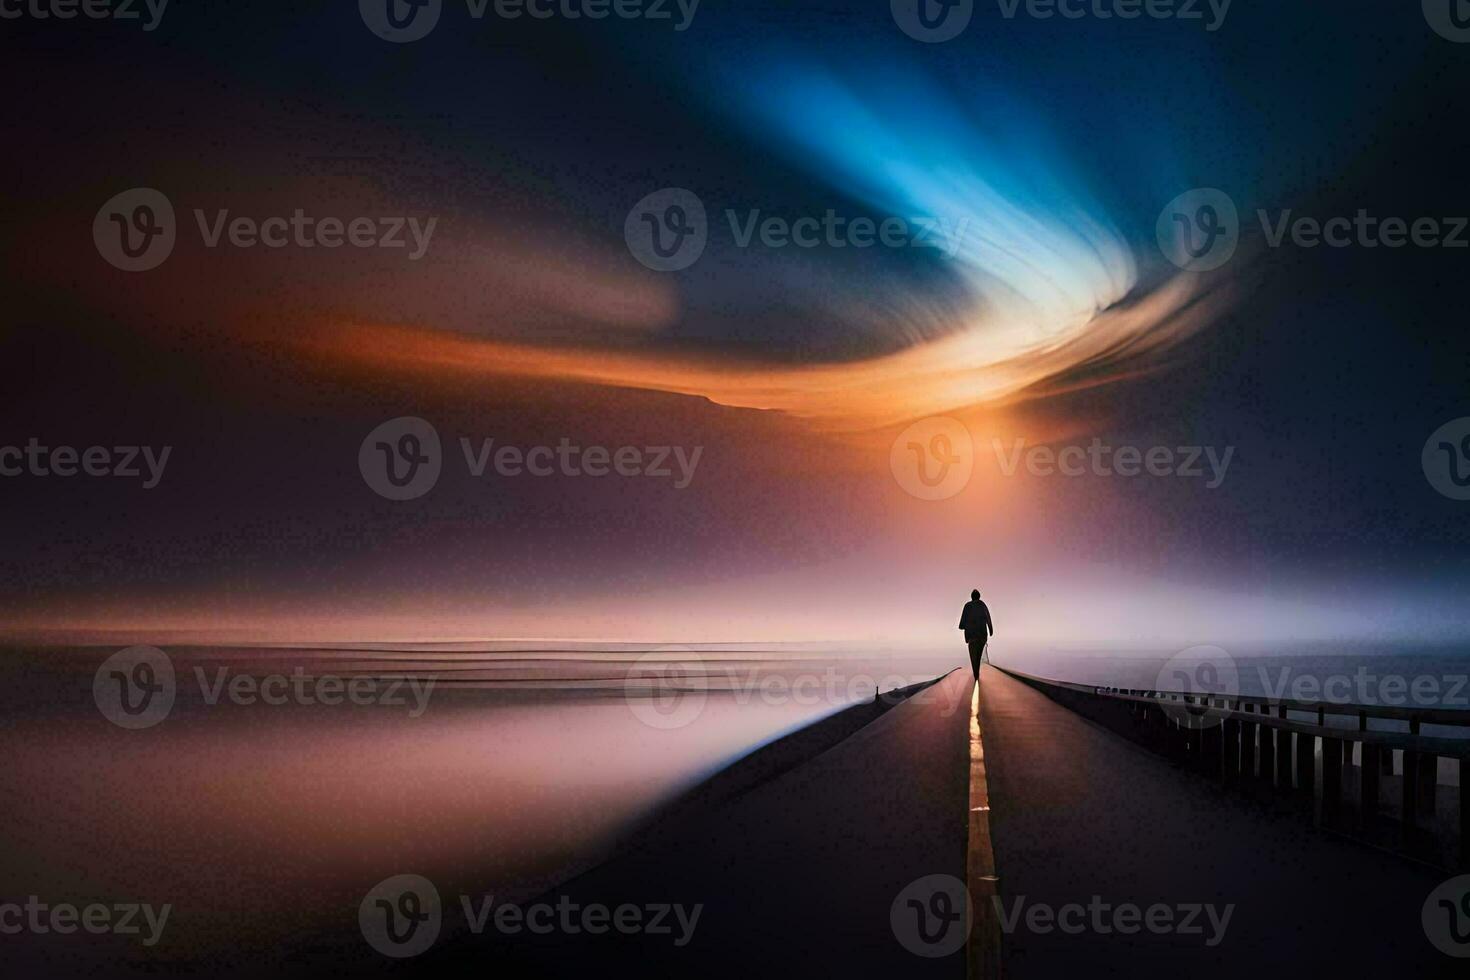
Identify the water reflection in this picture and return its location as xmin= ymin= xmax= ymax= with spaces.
xmin=0 ymin=643 xmax=953 ymax=970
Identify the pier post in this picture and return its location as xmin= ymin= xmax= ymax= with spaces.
xmin=1403 ymin=717 xmax=1434 ymax=831
xmin=1321 ymin=737 xmax=1342 ymax=822
xmin=1221 ymin=717 xmax=1239 ymax=785
xmin=1275 ymin=710 xmax=1292 ymax=790
xmin=1360 ymin=743 xmax=1379 ymax=824
xmin=1399 ymin=717 xmax=1434 ymax=816
xmin=1260 ymin=725 xmax=1276 ymax=787
xmin=1201 ymin=721 xmax=1221 ymax=778
xmin=1402 ymin=749 xmax=1419 ymax=830
xmin=1241 ymin=716 xmax=1256 ymax=782
xmin=1416 ymin=753 xmax=1438 ymax=816
xmin=1295 ymin=731 xmax=1314 ymax=795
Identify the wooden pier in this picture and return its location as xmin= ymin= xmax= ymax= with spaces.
xmin=996 ymin=666 xmax=1470 ymax=871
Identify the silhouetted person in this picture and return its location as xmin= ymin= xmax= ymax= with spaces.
xmin=958 ymin=589 xmax=993 ymax=679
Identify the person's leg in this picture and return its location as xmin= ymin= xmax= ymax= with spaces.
xmin=968 ymin=641 xmax=982 ymax=679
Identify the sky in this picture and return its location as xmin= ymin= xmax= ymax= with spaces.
xmin=1 ymin=1 xmax=1467 ymax=647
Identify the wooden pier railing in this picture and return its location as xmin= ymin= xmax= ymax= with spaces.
xmin=994 ymin=666 xmax=1470 ymax=871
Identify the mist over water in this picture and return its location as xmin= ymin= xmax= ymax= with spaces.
xmin=0 ymin=643 xmax=957 ymax=971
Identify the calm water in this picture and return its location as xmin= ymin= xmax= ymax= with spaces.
xmin=0 ymin=643 xmax=955 ymax=970
xmin=4 ymin=640 xmax=1465 ymax=971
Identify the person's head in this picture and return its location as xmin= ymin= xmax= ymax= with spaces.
xmin=971 ymin=589 xmax=980 ymax=600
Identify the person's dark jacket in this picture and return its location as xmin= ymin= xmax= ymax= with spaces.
xmin=959 ymin=600 xmax=993 ymax=644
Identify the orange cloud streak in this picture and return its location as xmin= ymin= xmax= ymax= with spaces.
xmin=297 ymin=272 xmax=1230 ymax=431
